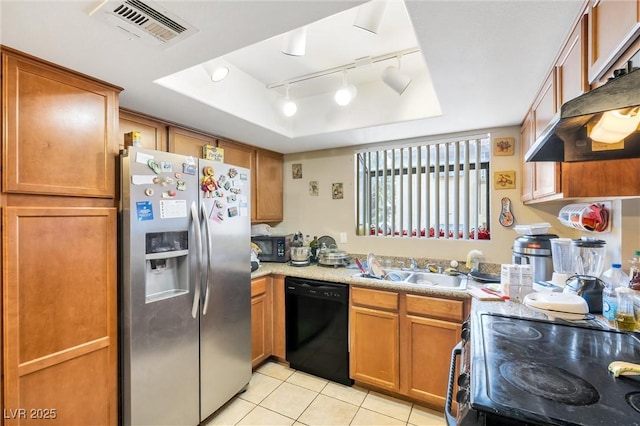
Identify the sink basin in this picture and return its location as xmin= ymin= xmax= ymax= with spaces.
xmin=404 ymin=272 xmax=466 ymax=289
xmin=354 ymin=270 xmax=467 ymax=291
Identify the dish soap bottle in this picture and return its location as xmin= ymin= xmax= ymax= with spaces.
xmin=602 ymin=263 xmax=628 ymax=324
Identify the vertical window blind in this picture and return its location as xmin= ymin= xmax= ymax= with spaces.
xmin=356 ymin=135 xmax=491 ymax=240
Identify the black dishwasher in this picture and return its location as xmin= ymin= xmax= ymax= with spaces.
xmin=285 ymin=277 xmax=353 ymax=386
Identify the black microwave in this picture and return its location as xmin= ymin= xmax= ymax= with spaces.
xmin=251 ymin=234 xmax=292 ymax=262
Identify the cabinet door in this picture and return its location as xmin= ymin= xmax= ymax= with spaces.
xmin=167 ymin=126 xmax=216 ymax=158
xmin=532 ymin=73 xmax=561 ymax=199
xmin=271 ymin=275 xmax=286 ymax=360
xmin=349 ymin=305 xmax=400 ymax=391
xmin=251 ymin=277 xmax=272 ymax=367
xmin=557 ymin=16 xmax=588 ymax=106
xmin=403 ymin=315 xmax=461 ymax=409
xmin=588 ymin=0 xmax=640 ymax=82
xmin=218 ymin=139 xmax=255 ymax=169
xmin=3 ymin=207 xmax=117 ymax=425
xmin=254 ymin=149 xmax=283 ymax=222
xmin=119 ymin=109 xmax=167 ymax=151
xmin=2 ymin=50 xmax=120 ymax=198
xmin=520 ymin=112 xmax=534 ymax=202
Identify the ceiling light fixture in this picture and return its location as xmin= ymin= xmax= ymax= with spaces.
xmin=267 ymin=47 xmax=419 ymax=90
xmin=334 ymin=69 xmax=357 ymax=106
xmin=381 ymin=54 xmax=412 ymax=95
xmin=589 ymin=107 xmax=640 ymax=143
xmin=203 ymin=63 xmax=229 ymax=82
xmin=281 ymin=26 xmax=307 ymax=56
xmin=353 ymin=1 xmax=388 ymax=34
xmin=277 ymin=84 xmax=297 ymax=117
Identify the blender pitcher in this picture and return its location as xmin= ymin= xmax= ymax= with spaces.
xmin=550 ymin=238 xmax=573 ymax=286
xmin=571 ymin=238 xmax=606 ymax=277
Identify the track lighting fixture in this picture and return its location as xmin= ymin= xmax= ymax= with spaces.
xmin=353 ymin=1 xmax=387 ymax=34
xmin=381 ymin=54 xmax=412 ymax=95
xmin=277 ymin=84 xmax=297 ymax=117
xmin=281 ymin=27 xmax=307 ymax=56
xmin=334 ymin=70 xmax=357 ymax=106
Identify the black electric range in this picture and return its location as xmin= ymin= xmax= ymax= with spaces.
xmin=447 ymin=312 xmax=640 ymax=426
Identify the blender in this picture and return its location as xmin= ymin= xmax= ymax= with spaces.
xmin=563 ymin=238 xmax=607 ymax=312
xmin=550 ymin=238 xmax=574 ymax=287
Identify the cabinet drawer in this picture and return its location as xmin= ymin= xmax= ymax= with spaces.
xmin=251 ymin=277 xmax=269 ymax=298
xmin=406 ymin=294 xmax=465 ymax=322
xmin=351 ymin=287 xmax=398 ymax=312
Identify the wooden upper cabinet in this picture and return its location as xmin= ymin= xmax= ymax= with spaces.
xmin=520 ymin=112 xmax=534 ymax=202
xmin=167 ymin=126 xmax=216 ymax=158
xmin=218 ymin=138 xmax=255 ymax=169
xmin=2 ymin=48 xmax=121 ymax=198
xmin=588 ymin=0 xmax=640 ymax=82
xmin=531 ymin=72 xmax=561 ymax=200
xmin=254 ymin=148 xmax=283 ymax=222
xmin=556 ymin=15 xmax=589 ymax=105
xmin=119 ymin=109 xmax=167 ymax=151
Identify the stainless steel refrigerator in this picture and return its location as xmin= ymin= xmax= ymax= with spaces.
xmin=119 ymin=147 xmax=251 ymax=425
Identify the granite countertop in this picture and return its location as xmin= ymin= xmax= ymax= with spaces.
xmin=252 ymin=262 xmax=614 ymax=329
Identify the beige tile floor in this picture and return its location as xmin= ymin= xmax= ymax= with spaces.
xmin=203 ymin=361 xmax=447 ymax=426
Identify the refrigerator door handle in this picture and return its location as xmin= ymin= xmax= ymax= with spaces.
xmin=201 ymin=203 xmax=213 ymax=315
xmin=190 ymin=201 xmax=202 ymax=319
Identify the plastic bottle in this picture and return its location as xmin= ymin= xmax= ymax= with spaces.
xmin=309 ymin=236 xmax=318 ymax=262
xmin=602 ymin=264 xmax=629 ymax=323
xmin=629 ymin=250 xmax=640 ymax=291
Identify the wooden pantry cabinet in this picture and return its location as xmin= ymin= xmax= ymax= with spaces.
xmin=1 ymin=46 xmax=120 ymax=425
xmin=349 ymin=286 xmax=468 ymax=409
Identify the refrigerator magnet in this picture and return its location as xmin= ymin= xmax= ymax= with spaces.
xmin=183 ymin=163 xmax=197 ymax=175
xmin=228 ymin=206 xmax=238 ymax=217
xmin=161 ymin=162 xmax=173 ymax=173
xmin=136 ymin=201 xmax=154 ymax=221
xmin=176 ymin=180 xmax=187 ymax=191
xmin=147 ymin=159 xmax=161 ymax=174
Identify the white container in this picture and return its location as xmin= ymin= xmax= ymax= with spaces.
xmin=514 ymin=223 xmax=551 ymax=235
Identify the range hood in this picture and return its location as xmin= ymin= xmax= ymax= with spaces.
xmin=525 ymin=60 xmax=640 ymax=163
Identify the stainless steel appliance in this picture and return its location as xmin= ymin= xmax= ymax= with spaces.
xmin=285 ymin=277 xmax=353 ymax=386
xmin=120 ymin=147 xmax=251 ymax=425
xmin=251 ymin=234 xmax=292 ymax=262
xmin=447 ymin=312 xmax=640 ymax=426
xmin=512 ymin=233 xmax=557 ymax=283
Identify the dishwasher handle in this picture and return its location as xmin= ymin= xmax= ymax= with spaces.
xmin=285 ymin=278 xmax=348 ymax=301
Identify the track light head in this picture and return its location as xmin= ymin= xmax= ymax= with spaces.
xmin=334 ymin=70 xmax=357 ymax=106
xmin=203 ymin=63 xmax=229 ymax=82
xmin=282 ymin=27 xmax=307 ymax=56
xmin=381 ymin=55 xmax=412 ymax=95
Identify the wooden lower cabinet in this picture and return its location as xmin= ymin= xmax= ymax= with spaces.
xmin=349 ymin=286 xmax=467 ymax=410
xmin=251 ymin=277 xmax=272 ymax=367
xmin=3 ymin=206 xmax=118 ymax=425
xmin=402 ymin=315 xmax=462 ymax=407
xmin=271 ymin=275 xmax=286 ymax=360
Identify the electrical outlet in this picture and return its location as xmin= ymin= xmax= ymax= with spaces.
xmin=340 ymin=232 xmax=347 ymax=244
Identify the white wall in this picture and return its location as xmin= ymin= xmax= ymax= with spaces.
xmin=271 ymin=125 xmax=639 ymax=268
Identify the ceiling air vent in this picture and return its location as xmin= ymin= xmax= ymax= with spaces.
xmin=91 ymin=0 xmax=198 ymax=48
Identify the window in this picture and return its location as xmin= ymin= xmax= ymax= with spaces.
xmin=356 ymin=135 xmax=491 ymax=240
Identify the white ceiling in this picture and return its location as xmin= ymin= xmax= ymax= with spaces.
xmin=0 ymin=0 xmax=585 ymax=154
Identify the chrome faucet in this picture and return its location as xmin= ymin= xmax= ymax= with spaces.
xmin=409 ymin=258 xmax=418 ymax=270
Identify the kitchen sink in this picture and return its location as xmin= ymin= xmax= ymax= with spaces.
xmin=355 ymin=269 xmax=467 ymax=291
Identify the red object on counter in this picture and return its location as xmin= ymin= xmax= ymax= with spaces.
xmin=481 ymin=287 xmax=510 ymax=300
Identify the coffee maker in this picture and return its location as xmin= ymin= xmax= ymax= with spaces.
xmin=512 ymin=233 xmax=558 ymax=283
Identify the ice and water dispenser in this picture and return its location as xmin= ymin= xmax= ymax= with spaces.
xmin=145 ymin=231 xmax=189 ymax=303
